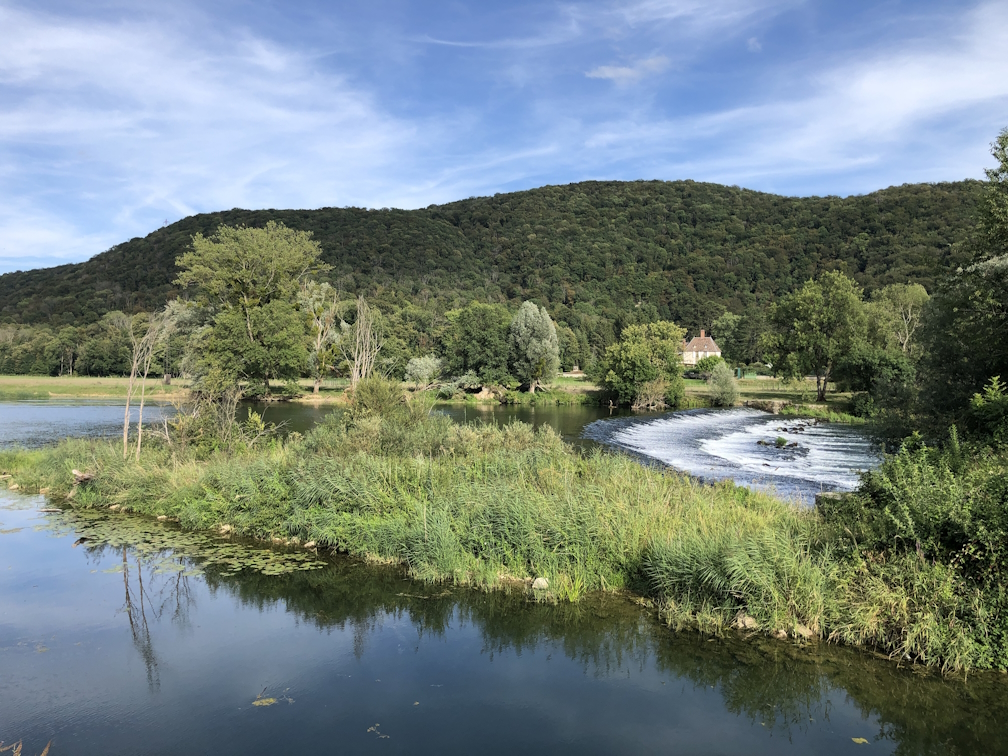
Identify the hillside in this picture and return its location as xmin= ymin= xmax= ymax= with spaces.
xmin=0 ymin=179 xmax=982 ymax=330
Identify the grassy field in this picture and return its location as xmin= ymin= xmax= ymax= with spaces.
xmin=0 ymin=372 xmax=856 ymax=420
xmin=0 ymin=375 xmax=188 ymax=401
xmin=2 ymin=379 xmax=1002 ymax=672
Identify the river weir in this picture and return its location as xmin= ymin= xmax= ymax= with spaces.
xmin=584 ymin=408 xmax=882 ymax=503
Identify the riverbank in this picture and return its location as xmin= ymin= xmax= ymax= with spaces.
xmin=2 ymin=383 xmax=1003 ymax=673
xmin=0 ymin=375 xmax=188 ymax=401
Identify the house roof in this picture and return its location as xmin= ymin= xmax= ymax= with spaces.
xmin=684 ymin=335 xmax=720 ymax=353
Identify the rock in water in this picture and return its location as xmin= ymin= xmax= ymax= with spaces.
xmin=532 ymin=577 xmax=549 ymax=591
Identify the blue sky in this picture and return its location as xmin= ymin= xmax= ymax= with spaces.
xmin=1 ymin=0 xmax=1007 ymax=273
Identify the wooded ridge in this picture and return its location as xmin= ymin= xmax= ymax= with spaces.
xmin=0 ymin=178 xmax=982 ymax=330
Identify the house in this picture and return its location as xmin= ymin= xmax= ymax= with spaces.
xmin=681 ymin=329 xmax=721 ymax=366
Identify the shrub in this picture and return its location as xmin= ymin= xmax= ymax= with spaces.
xmin=695 ymin=355 xmax=724 ymax=375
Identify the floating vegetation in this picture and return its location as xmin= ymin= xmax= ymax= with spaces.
xmin=0 ymin=741 xmax=51 ymax=756
xmin=35 ymin=507 xmax=328 ymax=579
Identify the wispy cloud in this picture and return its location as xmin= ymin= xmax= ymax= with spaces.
xmin=580 ymin=2 xmax=1008 ymax=186
xmin=586 ymin=55 xmax=669 ymax=82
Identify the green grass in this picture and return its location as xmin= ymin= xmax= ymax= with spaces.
xmin=2 ymin=389 xmax=1003 ymax=672
xmin=0 ymin=375 xmax=188 ymax=401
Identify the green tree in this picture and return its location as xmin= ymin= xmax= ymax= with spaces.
xmin=867 ymin=283 xmax=930 ymax=356
xmin=708 ymin=361 xmax=739 ymax=407
xmin=764 ymin=271 xmax=865 ymax=402
xmin=694 ymin=355 xmax=725 ymax=375
xmin=920 ymin=128 xmax=1008 ymax=419
xmin=600 ymin=321 xmax=686 ymax=406
xmin=508 ymin=301 xmax=560 ymax=393
xmin=298 ymin=280 xmax=345 ymax=393
xmin=176 ymin=222 xmax=325 ymax=392
xmin=442 ymin=302 xmax=512 ymax=385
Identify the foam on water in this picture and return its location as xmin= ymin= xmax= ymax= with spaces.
xmin=584 ymin=408 xmax=881 ymax=503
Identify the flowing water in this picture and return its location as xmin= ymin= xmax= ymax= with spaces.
xmin=2 ymin=492 xmax=1006 ymax=755
xmin=585 ymin=408 xmax=881 ymax=502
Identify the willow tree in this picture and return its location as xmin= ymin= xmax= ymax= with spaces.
xmin=508 ymin=301 xmax=559 ymax=393
xmin=176 ymin=221 xmax=326 ymax=393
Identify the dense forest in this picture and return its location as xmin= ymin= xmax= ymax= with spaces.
xmin=0 ymin=179 xmax=982 ymax=338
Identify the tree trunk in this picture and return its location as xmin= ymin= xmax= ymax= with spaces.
xmin=314 ymin=377 xmax=321 ymax=394
xmin=135 ymin=371 xmax=148 ymax=462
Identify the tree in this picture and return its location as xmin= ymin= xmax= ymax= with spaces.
xmin=404 ymin=355 xmax=442 ymax=390
xmin=764 ymin=271 xmax=865 ymax=402
xmin=867 ymin=283 xmax=929 ymax=356
xmin=175 ymin=221 xmax=325 ymax=392
xmin=920 ymin=128 xmax=1008 ymax=419
xmin=442 ymin=302 xmax=512 ymax=385
xmin=694 ymin=355 xmax=725 ymax=376
xmin=599 ymin=321 xmax=686 ymax=406
xmin=298 ymin=281 xmax=344 ymax=393
xmin=508 ymin=301 xmax=560 ymax=393
xmin=708 ymin=361 xmax=739 ymax=406
xmin=113 ymin=309 xmax=172 ymax=460
xmin=339 ymin=296 xmax=383 ymax=389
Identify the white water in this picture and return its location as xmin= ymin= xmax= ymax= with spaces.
xmin=584 ymin=408 xmax=881 ymax=503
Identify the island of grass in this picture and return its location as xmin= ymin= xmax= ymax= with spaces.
xmin=3 ymin=378 xmax=1005 ymax=674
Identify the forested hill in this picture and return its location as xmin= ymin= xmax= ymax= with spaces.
xmin=0 ymin=179 xmax=982 ymax=329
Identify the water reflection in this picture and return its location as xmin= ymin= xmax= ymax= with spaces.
xmin=2 ymin=495 xmax=1005 ymax=755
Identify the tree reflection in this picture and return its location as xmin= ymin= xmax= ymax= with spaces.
xmin=115 ymin=546 xmax=196 ymax=692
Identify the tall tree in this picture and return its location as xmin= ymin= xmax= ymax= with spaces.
xmin=764 ymin=271 xmax=865 ymax=402
xmin=340 ymin=296 xmax=383 ymax=389
xmin=298 ymin=281 xmax=344 ymax=393
xmin=175 ymin=222 xmax=325 ymax=392
xmin=508 ymin=301 xmax=560 ymax=393
xmin=442 ymin=302 xmax=512 ymax=385
xmin=920 ymin=128 xmax=1008 ymax=418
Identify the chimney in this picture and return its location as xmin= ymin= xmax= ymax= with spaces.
xmin=700 ymin=329 xmax=705 ymax=338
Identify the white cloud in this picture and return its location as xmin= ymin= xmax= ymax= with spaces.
xmin=0 ymin=4 xmax=445 ymax=270
xmin=580 ymin=2 xmax=1008 ymax=187
xmin=747 ymin=37 xmax=762 ymax=52
xmin=586 ymin=55 xmax=669 ymax=82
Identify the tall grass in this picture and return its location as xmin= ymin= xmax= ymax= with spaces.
xmin=2 ymin=379 xmax=1005 ymax=672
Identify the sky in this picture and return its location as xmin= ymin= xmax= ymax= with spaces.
xmin=1 ymin=0 xmax=1007 ymax=273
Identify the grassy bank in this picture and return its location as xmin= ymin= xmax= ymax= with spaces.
xmin=2 ymin=385 xmax=1003 ymax=672
xmin=0 ymin=375 xmax=188 ymax=401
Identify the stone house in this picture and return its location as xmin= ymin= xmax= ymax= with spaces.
xmin=681 ymin=329 xmax=721 ymax=366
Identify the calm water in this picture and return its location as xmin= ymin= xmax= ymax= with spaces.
xmin=0 ymin=401 xmax=172 ymax=449
xmin=2 ymin=492 xmax=1006 ymax=755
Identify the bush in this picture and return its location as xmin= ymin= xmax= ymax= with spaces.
xmin=708 ymin=362 xmax=739 ymax=406
xmin=695 ymin=355 xmax=724 ymax=375
xmin=968 ymin=376 xmax=1008 ymax=445
xmin=820 ymin=433 xmax=1008 ymax=586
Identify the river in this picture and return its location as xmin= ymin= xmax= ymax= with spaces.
xmin=2 ymin=492 xmax=1006 ymax=755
